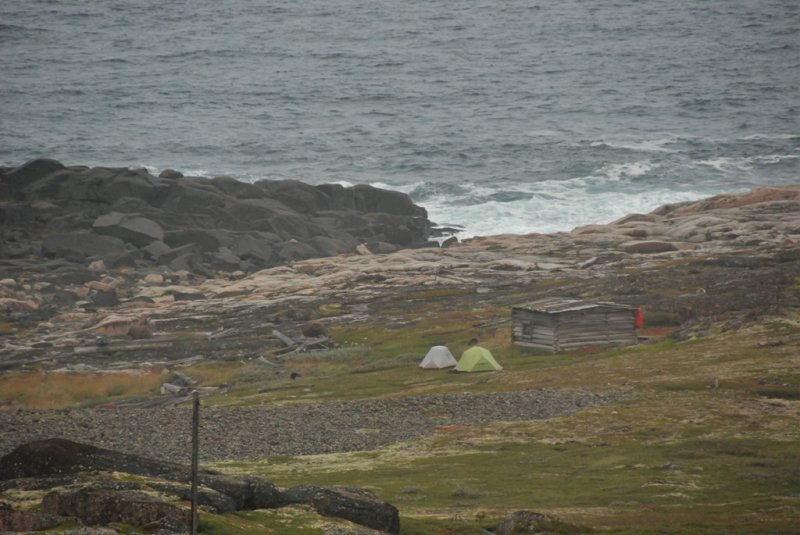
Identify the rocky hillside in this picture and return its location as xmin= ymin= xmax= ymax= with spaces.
xmin=1 ymin=184 xmax=799 ymax=372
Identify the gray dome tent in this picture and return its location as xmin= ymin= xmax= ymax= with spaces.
xmin=419 ymin=345 xmax=458 ymax=369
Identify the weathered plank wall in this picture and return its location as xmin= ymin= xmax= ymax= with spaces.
xmin=512 ymin=306 xmax=637 ymax=353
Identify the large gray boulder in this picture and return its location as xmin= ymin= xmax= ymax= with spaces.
xmin=495 ymin=510 xmax=554 ymax=535
xmin=232 ymin=232 xmax=278 ymax=264
xmin=281 ymin=485 xmax=400 ymax=535
xmin=310 ymin=235 xmax=351 ymax=257
xmin=41 ymin=488 xmax=191 ymax=531
xmin=93 ymin=212 xmax=164 ymax=247
xmin=1 ymin=158 xmax=65 ymax=193
xmin=278 ymin=240 xmax=320 ymax=262
xmin=352 ymin=183 xmax=425 ymax=216
xmin=41 ymin=232 xmax=129 ymax=265
xmin=164 ymin=229 xmax=224 ymax=251
xmin=256 ymin=179 xmax=333 ymax=213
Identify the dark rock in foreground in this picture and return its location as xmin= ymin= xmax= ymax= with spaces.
xmin=0 ymin=502 xmax=62 ymax=533
xmin=0 ymin=438 xmax=399 ymax=534
xmin=42 ymin=488 xmax=192 ymax=532
xmin=0 ymin=159 xmax=433 ymax=275
xmin=283 ymin=485 xmax=400 ymax=534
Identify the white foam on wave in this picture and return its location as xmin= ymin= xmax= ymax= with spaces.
xmin=421 ymin=186 xmax=707 ymax=239
xmin=380 ymin=176 xmax=711 ymax=239
xmin=590 ymin=136 xmax=680 ymax=153
xmin=326 ymin=179 xmax=357 ymax=188
xmin=739 ymin=133 xmax=800 ymax=141
xmin=751 ymin=154 xmax=800 ymax=164
xmin=696 ymin=153 xmax=799 ymax=171
xmin=136 ymin=164 xmax=216 ymax=178
xmin=696 ymin=158 xmax=738 ymax=172
xmin=371 ymin=181 xmax=403 ymax=192
xmin=597 ymin=161 xmax=659 ymax=181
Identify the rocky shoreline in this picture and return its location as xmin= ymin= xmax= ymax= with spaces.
xmin=2 ymin=182 xmax=799 ymax=375
xmin=0 ymin=159 xmax=433 ymax=278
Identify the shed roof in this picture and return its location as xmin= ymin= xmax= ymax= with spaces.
xmin=513 ymin=298 xmax=634 ymax=314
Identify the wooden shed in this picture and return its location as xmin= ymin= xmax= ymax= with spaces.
xmin=512 ymin=298 xmax=638 ymax=353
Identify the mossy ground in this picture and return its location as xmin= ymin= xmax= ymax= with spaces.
xmin=201 ymin=307 xmax=800 ymax=534
xmin=3 ymin=289 xmax=800 ymax=533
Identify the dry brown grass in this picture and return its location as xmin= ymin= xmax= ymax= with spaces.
xmin=0 ymin=369 xmax=167 ymax=409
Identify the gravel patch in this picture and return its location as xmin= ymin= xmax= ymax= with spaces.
xmin=0 ymin=389 xmax=624 ymax=463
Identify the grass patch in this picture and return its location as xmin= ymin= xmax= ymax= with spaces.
xmin=219 ymin=427 xmax=800 ymax=532
xmin=6 ymin=285 xmax=800 ymax=532
xmin=199 ymin=507 xmax=329 ymax=535
xmin=204 ymin=318 xmax=800 ymax=532
xmin=399 ymin=516 xmax=503 ymax=535
xmin=180 ymin=361 xmax=242 ymax=387
xmin=0 ymin=369 xmax=167 ymax=409
xmin=755 ymin=386 xmax=800 ymax=401
xmin=352 ymin=352 xmax=422 ymax=373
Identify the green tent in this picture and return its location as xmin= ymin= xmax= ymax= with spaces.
xmin=455 ymin=346 xmax=503 ymax=372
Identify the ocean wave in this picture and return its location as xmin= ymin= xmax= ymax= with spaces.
xmin=738 ymin=133 xmax=800 ymax=141
xmin=413 ymin=182 xmax=533 ymax=206
xmin=406 ymin=181 xmax=470 ymax=202
xmin=4 ymin=0 xmax=799 ymax=242
xmin=153 ymin=48 xmax=241 ymax=61
xmin=696 ymin=154 xmax=799 ymax=172
xmin=417 ymin=185 xmax=709 ymax=238
xmin=589 ymin=137 xmax=681 ymax=153
xmin=597 ymin=161 xmax=660 ymax=182
xmin=0 ymin=23 xmax=47 ymax=33
xmin=373 ymin=174 xmax=709 ymax=238
xmin=93 ymin=58 xmax=133 ymax=64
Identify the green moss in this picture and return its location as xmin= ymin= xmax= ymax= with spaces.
xmin=762 ymin=320 xmax=800 ymax=335
xmin=755 ymin=386 xmax=800 ymax=400
xmin=199 ymin=508 xmax=328 ymax=535
xmin=399 ymin=516 xmax=500 ymax=535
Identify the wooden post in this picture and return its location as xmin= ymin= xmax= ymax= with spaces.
xmin=191 ymin=390 xmax=200 ymax=535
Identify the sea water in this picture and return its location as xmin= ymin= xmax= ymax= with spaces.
xmin=2 ymin=0 xmax=798 ymax=238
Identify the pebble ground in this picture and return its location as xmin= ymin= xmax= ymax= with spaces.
xmin=0 ymin=388 xmax=623 ymax=463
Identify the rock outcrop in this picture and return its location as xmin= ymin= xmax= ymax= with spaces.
xmin=41 ymin=488 xmax=192 ymax=532
xmin=494 ymin=510 xmax=556 ymax=534
xmin=0 ymin=502 xmax=62 ymax=533
xmin=0 ymin=439 xmax=399 ymax=533
xmin=0 ymin=159 xmax=432 ymax=275
xmin=282 ymin=485 xmax=400 ymax=534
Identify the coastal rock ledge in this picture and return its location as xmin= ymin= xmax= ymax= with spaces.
xmin=0 ymin=159 xmax=432 ymax=275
